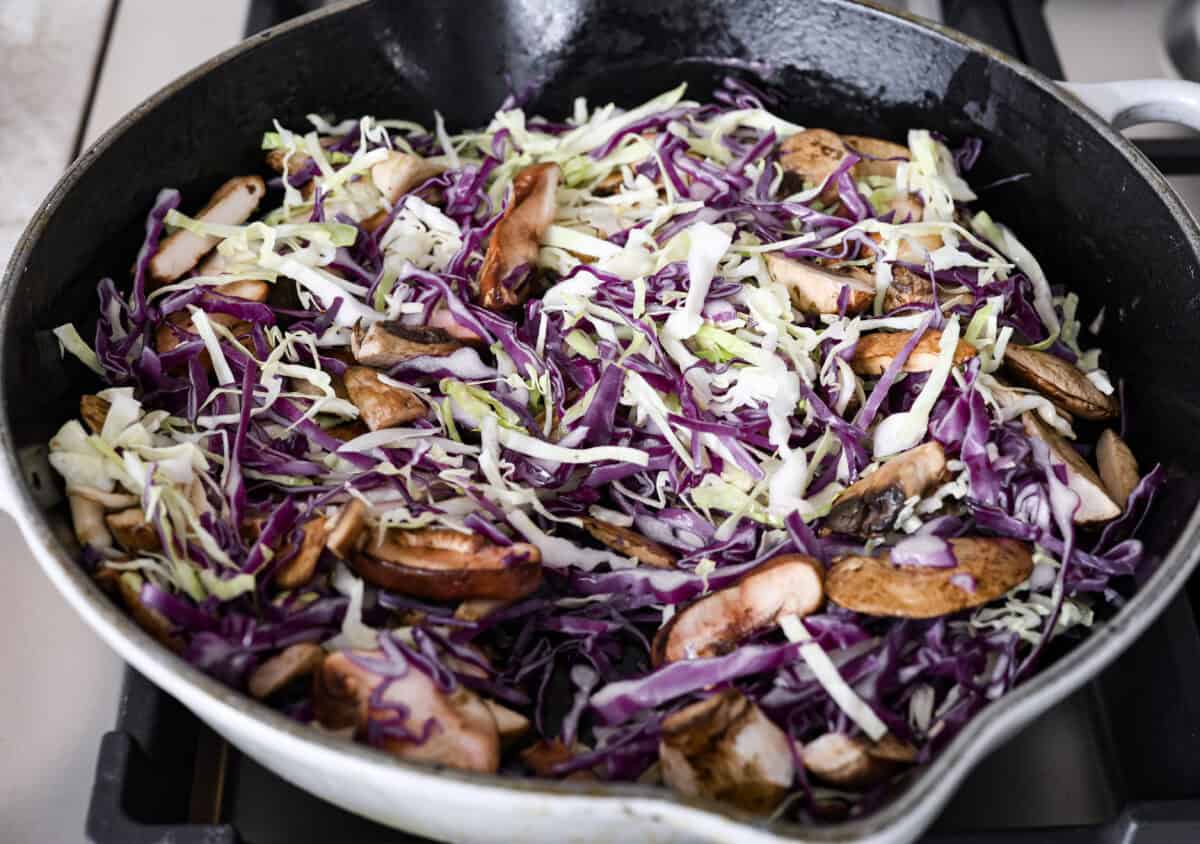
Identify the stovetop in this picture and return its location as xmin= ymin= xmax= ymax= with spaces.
xmin=82 ymin=2 xmax=1200 ymax=843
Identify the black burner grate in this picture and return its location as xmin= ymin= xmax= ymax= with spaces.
xmin=83 ymin=2 xmax=1200 ymax=842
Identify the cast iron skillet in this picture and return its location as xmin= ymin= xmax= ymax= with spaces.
xmin=5 ymin=1 xmax=1200 ymax=841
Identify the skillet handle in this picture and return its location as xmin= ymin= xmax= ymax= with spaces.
xmin=1061 ymin=79 xmax=1200 ymax=131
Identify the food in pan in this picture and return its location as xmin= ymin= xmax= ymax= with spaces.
xmin=47 ymin=78 xmax=1162 ymax=821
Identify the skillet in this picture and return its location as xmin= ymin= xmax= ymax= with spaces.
xmin=6 ymin=1 xmax=1200 ymax=841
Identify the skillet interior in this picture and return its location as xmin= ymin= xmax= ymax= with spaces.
xmin=5 ymin=0 xmax=1200 ymax=838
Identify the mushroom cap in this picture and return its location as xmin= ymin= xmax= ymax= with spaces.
xmin=1022 ymin=412 xmax=1121 ymax=524
xmin=1096 ymin=428 xmax=1139 ymax=509
xmin=652 ymin=554 xmax=824 ymax=665
xmin=313 ymin=651 xmax=500 ymax=773
xmin=659 ymin=690 xmax=794 ymax=813
xmin=764 ymin=254 xmax=874 ymax=316
xmin=344 ymin=366 xmax=427 ymax=431
xmin=351 ymin=321 xmax=462 ymax=368
xmin=580 ymin=517 xmax=677 ymax=569
xmin=827 ymin=537 xmax=1034 ymax=618
xmin=478 ymin=162 xmax=560 ymax=310
xmin=802 ymin=731 xmax=914 ymax=789
xmin=1004 ymin=345 xmax=1118 ymax=421
xmin=850 ymin=329 xmax=976 ymax=376
xmin=352 ymin=530 xmax=542 ymax=601
xmin=826 ymin=442 xmax=948 ymax=536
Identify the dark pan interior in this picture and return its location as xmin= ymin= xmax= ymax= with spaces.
xmin=5 ymin=0 xmax=1200 ymax=829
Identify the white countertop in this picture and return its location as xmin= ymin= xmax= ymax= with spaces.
xmin=1 ymin=2 xmax=1197 ymax=842
xmin=0 ymin=3 xmax=244 ymax=842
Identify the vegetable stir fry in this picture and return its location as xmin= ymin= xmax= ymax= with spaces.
xmin=48 ymin=78 xmax=1162 ymax=821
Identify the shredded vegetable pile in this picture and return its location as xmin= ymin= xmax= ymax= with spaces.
xmin=48 ymin=77 xmax=1164 ymax=821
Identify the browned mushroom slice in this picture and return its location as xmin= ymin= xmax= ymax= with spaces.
xmin=887 ymin=193 xmax=925 ymax=224
xmin=867 ymin=230 xmax=944 ymax=264
xmin=343 ymin=366 xmax=426 ymax=430
xmin=454 ymin=598 xmax=509 ymax=622
xmin=478 ymin=162 xmax=560 ymax=310
xmin=841 ymin=135 xmax=911 ymax=179
xmin=520 ymin=739 xmax=596 ymax=781
xmin=779 ymin=129 xmax=848 ymax=200
xmin=105 ymin=508 xmax=161 ymax=553
xmin=825 ymin=442 xmax=948 ymax=536
xmin=652 ymin=554 xmax=823 ymax=665
xmin=213 ymin=279 xmax=271 ymax=303
xmin=1096 ymin=429 xmax=1139 ymax=509
xmin=802 ymin=731 xmax=916 ymax=790
xmin=882 ymin=266 xmax=933 ymax=310
xmin=68 ymin=493 xmax=112 ymax=550
xmin=326 ymin=420 xmax=370 ymax=443
xmin=352 ymin=528 xmax=542 ymax=601
xmin=659 ymin=690 xmax=795 ymax=813
xmin=114 ymin=573 xmax=183 ymax=652
xmin=1022 ymin=413 xmax=1121 ymax=523
xmin=274 ymin=517 xmax=328 ymax=589
xmin=580 ymin=517 xmax=677 ymax=569
xmin=148 ymin=176 xmax=267 ymax=285
xmin=326 ymin=498 xmax=369 ymax=559
xmin=764 ymin=254 xmax=874 ymax=316
xmin=154 ymin=312 xmax=255 ymax=367
xmin=313 ymin=650 xmax=500 ymax=772
xmin=1003 ymin=345 xmax=1118 ymax=421
xmin=827 ymin=537 xmax=1033 ymax=618
xmin=248 ymin=642 xmax=325 ymax=700
xmin=483 ymin=700 xmax=531 ymax=745
xmin=849 ymin=329 xmax=976 ymax=376
xmin=80 ymin=395 xmax=111 ymax=434
xmin=372 ymin=151 xmax=445 ymax=204
xmin=350 ymin=321 xmax=462 ymax=367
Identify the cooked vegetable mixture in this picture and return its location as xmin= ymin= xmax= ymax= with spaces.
xmin=48 ymin=78 xmax=1162 ymax=821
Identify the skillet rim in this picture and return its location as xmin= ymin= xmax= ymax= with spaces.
xmin=3 ymin=0 xmax=1200 ymax=840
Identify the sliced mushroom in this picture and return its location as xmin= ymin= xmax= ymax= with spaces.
xmin=148 ymin=176 xmax=266 ymax=285
xmin=454 ymin=598 xmax=509 ymax=622
xmin=886 ymin=193 xmax=925 ymax=224
xmin=1003 ymin=345 xmax=1118 ymax=421
xmin=274 ymin=517 xmax=328 ymax=589
xmin=352 ymin=528 xmax=542 ymax=601
xmin=840 ymin=134 xmax=911 ymax=179
xmin=115 ymin=572 xmax=182 ymax=652
xmin=154 ymin=311 xmax=254 ymax=366
xmin=326 ymin=420 xmax=370 ymax=443
xmin=764 ymin=254 xmax=875 ymax=316
xmin=1022 ymin=413 xmax=1121 ymax=523
xmin=80 ymin=395 xmax=110 ymax=434
xmin=343 ymin=366 xmax=426 ymax=430
xmin=849 ymin=329 xmax=975 ymax=376
xmin=326 ymin=498 xmax=369 ymax=559
xmin=350 ymin=321 xmax=462 ymax=368
xmin=105 ymin=508 xmax=161 ymax=553
xmin=313 ymin=650 xmax=500 ymax=772
xmin=195 ymin=251 xmax=229 ymax=277
xmin=214 ymin=279 xmax=271 ymax=303
xmin=1096 ymin=429 xmax=1139 ymax=509
xmin=248 ymin=642 xmax=325 ymax=700
xmin=478 ymin=162 xmax=560 ymax=310
xmin=372 ymin=151 xmax=445 ymax=205
xmin=779 ymin=129 xmax=849 ymax=200
xmin=826 ymin=537 xmax=1033 ymax=618
xmin=825 ymin=442 xmax=948 ymax=536
xmin=780 ymin=130 xmax=910 ymax=198
xmin=482 ymin=700 xmax=531 ymax=745
xmin=580 ymin=517 xmax=677 ymax=569
xmin=802 ymin=732 xmax=916 ymax=790
xmin=868 ymin=230 xmax=944 ymax=264
xmin=659 ymin=690 xmax=795 ymax=814
xmin=652 ymin=554 xmax=823 ymax=665
xmin=520 ymin=739 xmax=596 ymax=781
xmin=68 ymin=493 xmax=112 ymax=550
